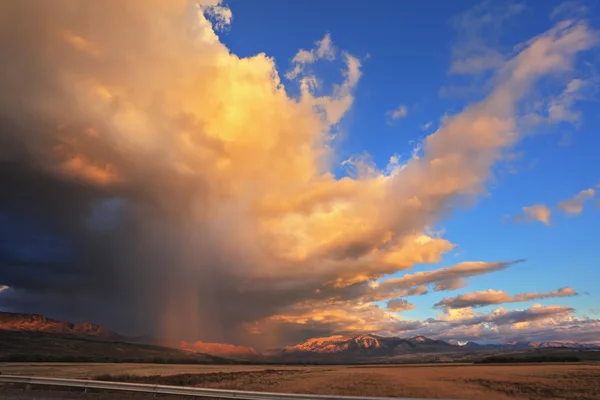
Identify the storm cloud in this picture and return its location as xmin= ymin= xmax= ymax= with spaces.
xmin=0 ymin=1 xmax=598 ymax=348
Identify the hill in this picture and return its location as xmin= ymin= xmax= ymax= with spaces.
xmin=0 ymin=312 xmax=120 ymax=338
xmin=0 ymin=330 xmax=235 ymax=363
xmin=0 ymin=312 xmax=228 ymax=364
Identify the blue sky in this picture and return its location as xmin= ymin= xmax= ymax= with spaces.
xmin=1 ymin=0 xmax=599 ymax=347
xmin=214 ymin=0 xmax=600 ymax=323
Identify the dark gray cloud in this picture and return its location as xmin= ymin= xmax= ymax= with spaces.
xmin=386 ymin=298 xmax=415 ymax=312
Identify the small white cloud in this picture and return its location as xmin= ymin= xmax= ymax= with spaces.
xmin=286 ymin=35 xmax=360 ymax=128
xmin=521 ymin=78 xmax=592 ymax=131
xmin=547 ymin=78 xmax=588 ymax=126
xmin=421 ymin=121 xmax=433 ymax=131
xmin=558 ymin=188 xmax=596 ymax=215
xmin=450 ymin=48 xmax=505 ymax=75
xmin=516 ymin=204 xmax=551 ymax=226
xmin=386 ymin=104 xmax=408 ymax=124
xmin=201 ymin=3 xmax=233 ymax=31
xmin=550 ymin=1 xmax=588 ymax=21
xmin=286 ymin=33 xmax=336 ymax=80
xmin=315 ymin=33 xmax=335 ymax=61
xmin=449 ymin=2 xmax=524 ymax=75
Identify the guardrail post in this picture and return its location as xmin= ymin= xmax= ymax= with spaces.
xmin=25 ymin=383 xmax=32 ymax=391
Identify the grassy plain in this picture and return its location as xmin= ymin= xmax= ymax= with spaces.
xmin=1 ymin=362 xmax=599 ymax=399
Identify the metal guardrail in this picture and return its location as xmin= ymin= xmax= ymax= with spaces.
xmin=0 ymin=374 xmax=453 ymax=400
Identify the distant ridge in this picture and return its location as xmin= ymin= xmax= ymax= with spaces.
xmin=0 ymin=311 xmax=120 ymax=338
xmin=0 ymin=312 xmax=228 ymax=364
xmin=461 ymin=340 xmax=600 ymax=351
xmin=179 ymin=340 xmax=260 ymax=360
xmin=1 ymin=312 xmax=598 ymax=362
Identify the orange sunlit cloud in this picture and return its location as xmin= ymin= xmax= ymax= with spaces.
xmin=0 ymin=0 xmax=598 ymax=347
xmin=434 ymin=287 xmax=578 ymax=310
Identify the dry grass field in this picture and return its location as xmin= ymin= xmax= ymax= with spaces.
xmin=0 ymin=362 xmax=314 ymax=378
xmin=1 ymin=362 xmax=599 ymax=399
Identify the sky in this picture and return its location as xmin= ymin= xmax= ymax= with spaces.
xmin=0 ymin=0 xmax=599 ymax=349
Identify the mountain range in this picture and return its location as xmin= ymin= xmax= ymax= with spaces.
xmin=0 ymin=312 xmax=120 ymax=338
xmin=262 ymin=334 xmax=599 ymax=362
xmin=1 ymin=311 xmax=598 ymax=362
